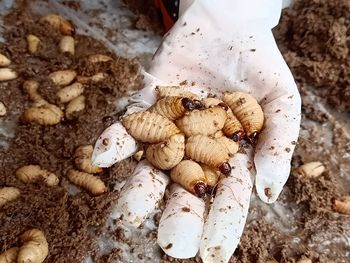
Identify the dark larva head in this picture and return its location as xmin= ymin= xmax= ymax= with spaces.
xmin=182 ymin=98 xmax=203 ymax=111
xmin=247 ymin=132 xmax=259 ymax=145
xmin=194 ymin=182 xmax=207 ymax=198
xmin=217 ymin=102 xmax=229 ymax=111
xmin=231 ymin=130 xmax=246 ymax=142
xmin=219 ymin=162 xmax=232 ymax=176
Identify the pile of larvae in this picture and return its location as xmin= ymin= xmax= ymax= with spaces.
xmin=122 ymin=86 xmax=264 ymax=197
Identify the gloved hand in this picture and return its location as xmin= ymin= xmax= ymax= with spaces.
xmin=92 ymin=0 xmax=301 ymax=262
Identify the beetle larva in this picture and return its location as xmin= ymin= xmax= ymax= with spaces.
xmin=170 ymin=160 xmax=207 ymax=197
xmin=215 ymin=136 xmax=239 ymax=157
xmin=148 ymin=96 xmax=202 ymax=120
xmin=176 ymin=106 xmax=227 ymax=137
xmin=146 ymin=133 xmax=185 ymax=170
xmin=185 ymin=135 xmax=231 ymax=175
xmin=333 ymin=195 xmax=350 ymax=214
xmin=122 ymin=111 xmax=180 ymax=143
xmin=67 ymin=169 xmax=107 ymax=196
xmin=74 ymin=145 xmax=103 ymax=174
xmin=201 ymin=164 xmax=221 ymax=193
xmin=0 ymin=247 xmax=19 ymax=263
xmin=155 ymin=86 xmax=199 ymax=100
xmin=295 ymin=161 xmax=325 ymax=178
xmin=202 ymin=98 xmax=245 ymax=141
xmin=0 ymin=187 xmax=20 ymax=207
xmin=223 ymin=91 xmax=264 ymax=142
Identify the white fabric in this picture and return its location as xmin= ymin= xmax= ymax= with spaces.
xmin=93 ymin=0 xmax=300 ymax=262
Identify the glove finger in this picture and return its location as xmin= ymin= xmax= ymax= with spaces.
xmin=91 ymin=121 xmax=138 ymax=167
xmin=254 ymin=76 xmax=301 ymax=203
xmin=111 ymin=160 xmax=170 ymax=228
xmin=157 ymin=184 xmax=205 ymax=259
xmin=200 ymin=149 xmax=254 ymax=263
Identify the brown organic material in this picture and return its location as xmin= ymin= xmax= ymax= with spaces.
xmin=170 ymin=160 xmax=207 ymax=197
xmin=74 ymin=145 xmax=103 ymax=174
xmin=176 ymin=106 xmax=227 ymax=137
xmin=22 ymin=104 xmax=64 ymax=125
xmin=49 ymin=70 xmax=77 ymax=86
xmin=223 ymin=91 xmax=264 ymax=139
xmin=0 ymin=53 xmax=11 ymax=66
xmin=146 ymin=133 xmax=185 ymax=170
xmin=149 ymin=96 xmax=194 ymax=120
xmin=0 ymin=187 xmax=20 ymax=207
xmin=65 ymin=95 xmax=85 ymax=119
xmin=66 ymin=169 xmax=107 ymax=196
xmin=0 ymin=247 xmax=19 ymax=263
xmin=333 ymin=196 xmax=350 ymax=214
xmin=18 ymin=229 xmax=48 ymax=263
xmin=59 ymin=36 xmax=75 ymax=55
xmin=40 ymin=14 xmax=75 ymax=35
xmin=56 ymin=82 xmax=84 ymax=103
xmin=122 ymin=111 xmax=180 ymax=143
xmin=155 ymin=86 xmax=199 ymax=99
xmin=185 ymin=135 xmax=229 ymax=168
xmin=26 ymin=34 xmax=40 ymax=54
xmin=0 ymin=68 xmax=17 ymax=81
xmin=15 ymin=165 xmax=59 ymax=187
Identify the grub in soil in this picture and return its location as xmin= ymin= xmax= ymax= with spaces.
xmin=0 ymin=1 xmax=141 ymax=262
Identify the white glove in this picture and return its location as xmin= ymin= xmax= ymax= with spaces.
xmin=92 ymin=1 xmax=301 ymax=262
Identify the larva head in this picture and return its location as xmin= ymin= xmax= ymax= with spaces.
xmin=181 ymin=98 xmax=203 ymax=111
xmin=231 ymin=130 xmax=246 ymax=142
xmin=247 ymin=131 xmax=259 ymax=145
xmin=217 ymin=102 xmax=229 ymax=111
xmin=219 ymin=162 xmax=232 ymax=176
xmin=193 ymin=181 xmax=207 ymax=198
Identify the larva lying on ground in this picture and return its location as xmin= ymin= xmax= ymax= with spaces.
xmin=22 ymin=103 xmax=64 ymax=125
xmin=59 ymin=36 xmax=75 ymax=55
xmin=0 ymin=68 xmax=17 ymax=82
xmin=0 ymin=53 xmax=11 ymax=66
xmin=27 ymin=34 xmax=40 ymax=54
xmin=77 ymin=72 xmax=108 ymax=84
xmin=332 ymin=195 xmax=350 ymax=214
xmin=201 ymin=164 xmax=221 ymax=193
xmin=49 ymin=70 xmax=77 ymax=86
xmin=0 ymin=101 xmax=6 ymax=117
xmin=176 ymin=106 xmax=227 ymax=137
xmin=295 ymin=161 xmax=325 ymax=178
xmin=185 ymin=135 xmax=231 ymax=175
xmin=122 ymin=111 xmax=180 ymax=143
xmin=146 ymin=133 xmax=185 ymax=170
xmin=15 ymin=165 xmax=59 ymax=186
xmin=40 ymin=14 xmax=75 ymax=35
xmin=65 ymin=95 xmax=85 ymax=120
xmin=23 ymin=80 xmax=45 ymax=104
xmin=170 ymin=160 xmax=207 ymax=197
xmin=155 ymin=86 xmax=199 ymax=100
xmin=88 ymin=54 xmax=112 ymax=63
xmin=148 ymin=96 xmax=202 ymax=120
xmin=74 ymin=145 xmax=103 ymax=174
xmin=57 ymin=82 xmax=84 ymax=103
xmin=202 ymin=98 xmax=245 ymax=141
xmin=0 ymin=187 xmax=20 ymax=207
xmin=223 ymin=91 xmax=264 ymax=142
xmin=0 ymin=247 xmax=19 ymax=263
xmin=66 ymin=169 xmax=107 ymax=195
xmin=18 ymin=229 xmax=48 ymax=263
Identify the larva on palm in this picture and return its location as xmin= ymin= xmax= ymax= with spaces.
xmin=148 ymin=96 xmax=202 ymax=120
xmin=155 ymin=86 xmax=199 ymax=100
xmin=223 ymin=91 xmax=264 ymax=142
xmin=122 ymin=111 xmax=180 ymax=143
xmin=202 ymin=97 xmax=245 ymax=141
xmin=146 ymin=133 xmax=185 ymax=170
xmin=176 ymin=106 xmax=227 ymax=137
xmin=185 ymin=135 xmax=231 ymax=175
xmin=170 ymin=160 xmax=207 ymax=197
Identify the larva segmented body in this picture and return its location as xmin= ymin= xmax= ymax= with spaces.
xmin=18 ymin=229 xmax=48 ymax=263
xmin=155 ymin=86 xmax=199 ymax=100
xmin=296 ymin=161 xmax=325 ymax=178
xmin=333 ymin=196 xmax=350 ymax=214
xmin=202 ymin=97 xmax=245 ymax=141
xmin=223 ymin=91 xmax=264 ymax=142
xmin=215 ymin=136 xmax=239 ymax=157
xmin=0 ymin=247 xmax=19 ymax=263
xmin=170 ymin=160 xmax=207 ymax=197
xmin=40 ymin=14 xmax=75 ymax=35
xmin=67 ymin=169 xmax=107 ymax=195
xmin=122 ymin=111 xmax=180 ymax=143
xmin=0 ymin=187 xmax=20 ymax=207
xmin=146 ymin=133 xmax=185 ymax=170
xmin=15 ymin=165 xmax=59 ymax=187
xmin=201 ymin=164 xmax=221 ymax=191
xmin=185 ymin=135 xmax=231 ymax=175
xmin=74 ymin=145 xmax=103 ymax=174
xmin=149 ymin=96 xmax=201 ymax=120
xmin=0 ymin=53 xmax=11 ymax=67
xmin=176 ymin=106 xmax=227 ymax=137
xmin=22 ymin=104 xmax=64 ymax=125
